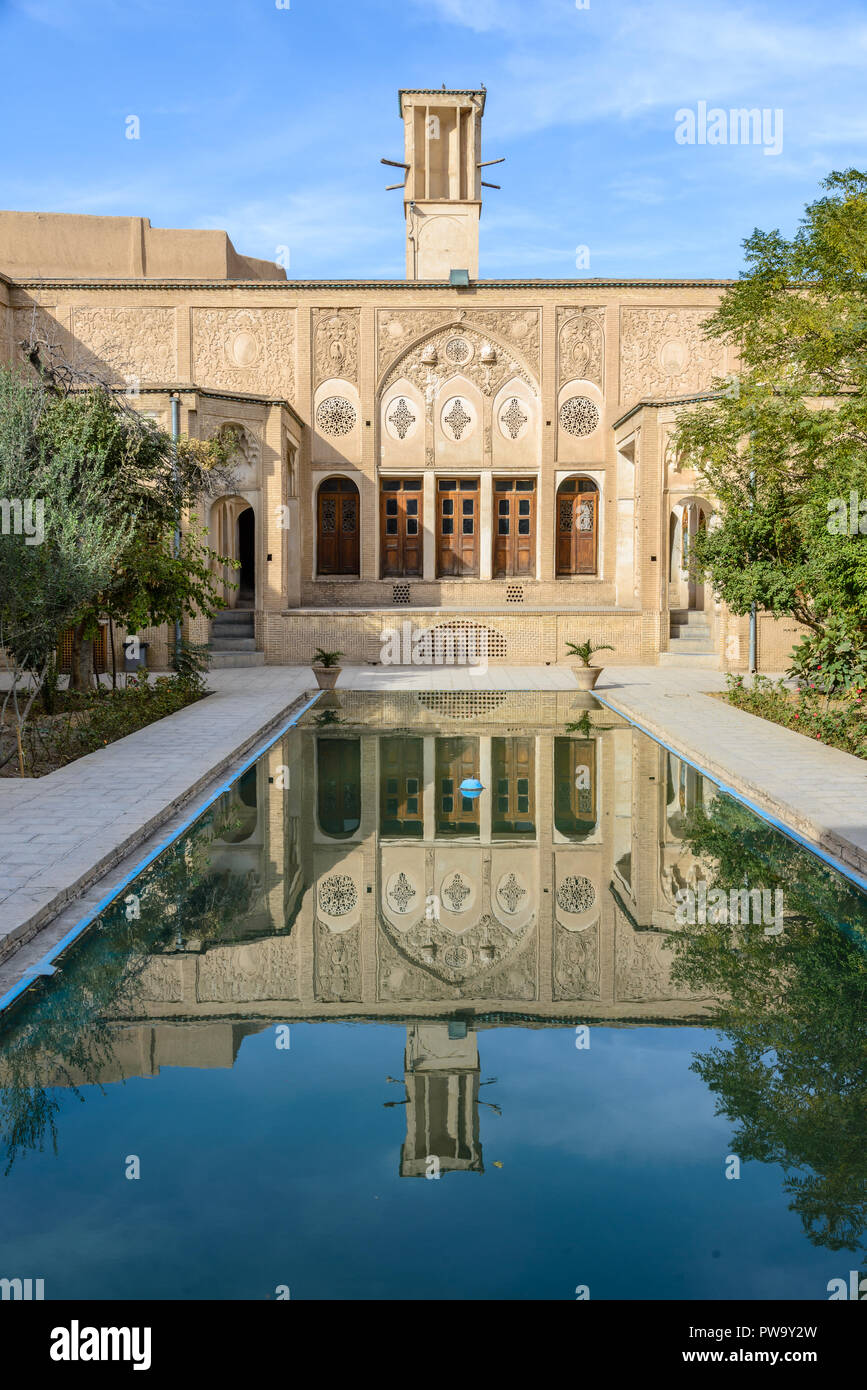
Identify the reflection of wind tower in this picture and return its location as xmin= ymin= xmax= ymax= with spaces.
xmin=400 ymin=1022 xmax=483 ymax=1176
xmin=383 ymin=88 xmax=503 ymax=281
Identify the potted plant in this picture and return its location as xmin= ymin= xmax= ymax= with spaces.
xmin=312 ymin=647 xmax=343 ymax=690
xmin=565 ymin=640 xmax=613 ymax=690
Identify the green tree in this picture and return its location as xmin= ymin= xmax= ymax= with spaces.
xmin=672 ymin=169 xmax=867 ymax=655
xmin=670 ymin=793 xmax=867 ymax=1252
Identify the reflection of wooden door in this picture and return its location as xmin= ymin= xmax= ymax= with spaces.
xmin=554 ymin=738 xmax=597 ymax=837
xmin=380 ymin=736 xmax=424 ymax=837
xmin=380 ymin=479 xmax=423 ymax=577
xmin=317 ymin=738 xmax=361 ymax=837
xmin=437 ymin=479 xmax=479 ymax=577
xmin=318 ymin=478 xmax=359 ymax=575
xmin=493 ymin=479 xmax=536 ymax=578
xmin=556 ymin=480 xmax=597 ymax=576
xmin=492 ymin=737 xmax=535 ymax=836
xmin=435 ymin=737 xmax=479 ymax=836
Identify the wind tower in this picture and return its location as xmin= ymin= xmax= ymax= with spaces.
xmin=382 ymin=87 xmax=503 ymax=281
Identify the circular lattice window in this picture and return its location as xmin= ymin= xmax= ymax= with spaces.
xmin=318 ymin=874 xmax=358 ymax=916
xmin=316 ymin=396 xmax=357 ymax=437
xmin=559 ymin=396 xmax=600 ymax=438
xmin=445 ymin=336 xmax=472 ymax=364
xmin=556 ymin=875 xmax=596 ymax=914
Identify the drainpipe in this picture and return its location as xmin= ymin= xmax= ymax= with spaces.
xmin=171 ymin=394 xmax=182 ymax=669
xmin=748 ymin=456 xmax=757 ymax=674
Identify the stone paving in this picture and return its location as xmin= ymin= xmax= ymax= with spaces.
xmin=1 ymin=660 xmax=865 ymax=990
xmin=592 ymin=666 xmax=867 ymax=882
xmin=0 ymin=667 xmax=312 ymax=965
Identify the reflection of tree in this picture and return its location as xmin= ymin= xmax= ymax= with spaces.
xmin=670 ymin=794 xmax=867 ymax=1252
xmin=0 ymin=808 xmax=262 ymax=1172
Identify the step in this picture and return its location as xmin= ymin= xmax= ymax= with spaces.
xmin=208 ymin=651 xmax=266 ymax=668
xmin=212 ymin=608 xmax=255 ymax=624
xmin=210 ymin=637 xmax=257 ymax=652
xmin=668 ymin=636 xmax=715 ymax=651
xmin=658 ymin=651 xmax=721 ymax=668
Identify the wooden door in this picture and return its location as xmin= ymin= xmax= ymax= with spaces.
xmin=556 ymin=479 xmax=598 ymax=576
xmin=317 ymin=737 xmax=361 ymax=838
xmin=380 ymin=479 xmax=423 ymax=577
xmin=492 ymin=736 xmax=535 ymax=837
xmin=493 ymin=478 xmax=536 ymax=578
xmin=317 ymin=477 xmax=359 ymax=576
xmin=435 ymin=737 xmax=479 ymax=836
xmin=380 ymin=736 xmax=424 ymax=837
xmin=436 ymin=479 xmax=479 ymax=577
xmin=554 ymin=737 xmax=597 ymax=838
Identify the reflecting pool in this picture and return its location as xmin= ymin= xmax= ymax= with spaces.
xmin=1 ymin=691 xmax=866 ymax=1300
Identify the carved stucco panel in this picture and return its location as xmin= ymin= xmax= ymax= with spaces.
xmin=552 ymin=921 xmax=600 ymax=1001
xmin=192 ymin=307 xmax=297 ymax=399
xmin=70 ymin=306 xmax=176 ymax=383
xmin=619 ymin=307 xmax=727 ymax=403
xmin=196 ymin=937 xmax=298 ymax=1002
xmin=315 ymin=921 xmax=361 ymax=1002
xmin=558 ymin=306 xmax=605 ymax=391
xmin=313 ymin=308 xmax=360 ymax=389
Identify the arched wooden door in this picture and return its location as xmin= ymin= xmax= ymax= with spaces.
xmin=556 ymin=478 xmax=598 ymax=576
xmin=317 ymin=477 xmax=360 ymax=576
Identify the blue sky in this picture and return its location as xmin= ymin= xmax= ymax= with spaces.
xmin=1 ymin=0 xmax=865 ymax=280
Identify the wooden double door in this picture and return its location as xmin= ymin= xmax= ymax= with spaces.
xmin=493 ymin=478 xmax=536 ymax=578
xmin=436 ymin=478 xmax=479 ymax=577
xmin=380 ymin=478 xmax=423 ymax=577
xmin=556 ymin=478 xmax=598 ymax=576
xmin=317 ymin=477 xmax=359 ymax=575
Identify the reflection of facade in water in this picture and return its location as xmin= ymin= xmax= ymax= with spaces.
xmin=107 ymin=694 xmax=715 ymax=1031
xmin=41 ymin=696 xmax=723 ymax=1174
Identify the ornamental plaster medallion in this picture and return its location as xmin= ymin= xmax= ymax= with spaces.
xmin=386 ymin=871 xmax=417 ymax=915
xmin=441 ymin=396 xmax=475 ymax=442
xmin=556 ymin=875 xmax=596 ymax=915
xmin=559 ymin=396 xmax=600 ymax=438
xmin=441 ymin=870 xmax=473 ymax=913
xmin=445 ymin=335 xmax=473 ymax=365
xmin=318 ymin=874 xmax=358 ymax=917
xmin=496 ymin=871 xmax=528 ymax=916
xmin=316 ymin=396 xmax=357 ymax=437
xmin=385 ymin=395 xmax=418 ymax=441
xmin=499 ymin=396 xmax=529 ymax=441
xmin=229 ymin=330 xmax=259 ymax=369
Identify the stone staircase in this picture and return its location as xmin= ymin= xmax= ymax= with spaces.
xmin=659 ymin=610 xmax=720 ymax=668
xmin=209 ymin=608 xmax=265 ymax=668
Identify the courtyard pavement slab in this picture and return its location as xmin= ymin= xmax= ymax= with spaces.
xmin=0 ymin=668 xmax=312 ymax=965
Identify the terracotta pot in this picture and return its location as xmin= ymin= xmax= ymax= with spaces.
xmin=313 ymin=664 xmax=341 ymax=690
xmin=573 ymin=665 xmax=602 ymax=690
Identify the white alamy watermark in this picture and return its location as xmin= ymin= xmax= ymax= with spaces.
xmin=1 ymin=1276 xmax=45 ymax=1300
xmin=675 ymin=882 xmax=784 ymax=935
xmin=827 ymin=1271 xmax=867 ymax=1299
xmin=380 ymin=621 xmax=489 ymax=672
xmin=675 ymin=102 xmax=783 ymax=156
xmin=827 ymin=491 xmax=867 ymax=535
xmin=50 ymin=1322 xmax=151 ymax=1371
xmin=0 ymin=497 xmax=45 ymax=545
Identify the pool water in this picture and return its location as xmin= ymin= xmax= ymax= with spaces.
xmin=1 ymin=690 xmax=866 ymax=1301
